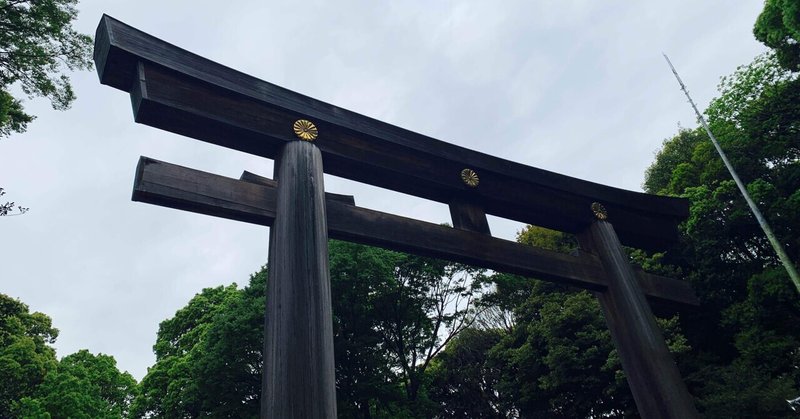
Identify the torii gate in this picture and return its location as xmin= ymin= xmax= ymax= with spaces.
xmin=95 ymin=15 xmax=700 ymax=418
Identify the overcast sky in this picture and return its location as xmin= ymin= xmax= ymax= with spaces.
xmin=1 ymin=1 xmax=768 ymax=380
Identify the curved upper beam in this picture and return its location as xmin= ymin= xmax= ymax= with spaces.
xmin=94 ymin=15 xmax=688 ymax=250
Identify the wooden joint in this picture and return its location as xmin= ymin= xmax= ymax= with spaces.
xmin=448 ymin=198 xmax=491 ymax=235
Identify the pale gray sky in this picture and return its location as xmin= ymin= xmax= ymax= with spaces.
xmin=1 ymin=1 xmax=767 ymax=380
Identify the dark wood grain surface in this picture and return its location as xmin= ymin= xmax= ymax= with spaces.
xmin=98 ymin=15 xmax=688 ymax=251
xmin=449 ymin=198 xmax=492 ymax=235
xmin=581 ymin=222 xmax=699 ymax=418
xmin=262 ymin=142 xmax=337 ymax=418
xmin=132 ymin=156 xmax=698 ymax=307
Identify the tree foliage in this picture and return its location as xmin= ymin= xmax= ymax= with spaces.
xmin=328 ymin=242 xmax=405 ymax=417
xmin=131 ymin=272 xmax=265 ymax=418
xmin=16 ymin=350 xmax=137 ymax=419
xmin=644 ymin=51 xmax=800 ymax=416
xmin=371 ymin=250 xmax=485 ymax=410
xmin=129 ymin=228 xmax=696 ymax=418
xmin=0 ymin=293 xmax=58 ymax=417
xmin=755 ymin=0 xmax=800 ymax=71
xmin=1 ymin=294 xmax=135 ymax=418
xmin=1 ymin=0 xmax=93 ymax=216
xmin=0 ymin=187 xmax=29 ymax=216
xmin=0 ymin=0 xmax=92 ymax=137
xmin=427 ymin=328 xmax=506 ymax=418
xmin=437 ymin=226 xmax=689 ymax=418
xmin=131 ymin=243 xmax=486 ymax=418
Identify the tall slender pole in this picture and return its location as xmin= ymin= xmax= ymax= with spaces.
xmin=663 ymin=54 xmax=800 ymax=293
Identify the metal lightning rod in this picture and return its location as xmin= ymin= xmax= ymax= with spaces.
xmin=663 ymin=53 xmax=800 ymax=293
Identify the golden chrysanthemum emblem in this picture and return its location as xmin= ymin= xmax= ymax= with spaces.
xmin=461 ymin=168 xmax=479 ymax=187
xmin=293 ymin=119 xmax=318 ymax=141
xmin=591 ymin=202 xmax=608 ymax=220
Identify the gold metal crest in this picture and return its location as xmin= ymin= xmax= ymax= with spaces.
xmin=461 ymin=169 xmax=479 ymax=187
xmin=293 ymin=119 xmax=318 ymax=141
xmin=591 ymin=202 xmax=608 ymax=220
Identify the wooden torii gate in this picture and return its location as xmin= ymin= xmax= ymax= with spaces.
xmin=95 ymin=15 xmax=700 ymax=418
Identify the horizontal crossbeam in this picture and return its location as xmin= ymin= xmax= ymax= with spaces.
xmin=132 ymin=156 xmax=698 ymax=307
xmin=96 ymin=15 xmax=688 ymax=251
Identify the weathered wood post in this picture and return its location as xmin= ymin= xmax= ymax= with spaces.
xmin=261 ymin=124 xmax=337 ymax=418
xmin=581 ymin=203 xmax=698 ymax=419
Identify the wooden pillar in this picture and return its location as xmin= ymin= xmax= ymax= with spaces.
xmin=261 ymin=140 xmax=337 ymax=418
xmin=580 ymin=207 xmax=698 ymax=419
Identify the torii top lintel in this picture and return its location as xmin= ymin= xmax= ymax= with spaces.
xmin=94 ymin=15 xmax=688 ymax=251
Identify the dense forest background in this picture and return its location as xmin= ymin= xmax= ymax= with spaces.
xmin=3 ymin=0 xmax=800 ymax=417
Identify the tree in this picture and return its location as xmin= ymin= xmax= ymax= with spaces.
xmin=1 ymin=294 xmax=136 ymax=418
xmin=755 ymin=0 xmax=800 ymax=71
xmin=370 ymin=250 xmax=485 ymax=414
xmin=0 ymin=293 xmax=58 ymax=417
xmin=427 ymin=328 xmax=508 ymax=418
xmin=328 ymin=241 xmax=408 ymax=418
xmin=644 ymin=52 xmax=800 ymax=416
xmin=0 ymin=187 xmax=29 ymax=216
xmin=643 ymin=128 xmax=705 ymax=196
xmin=15 ymin=350 xmax=137 ymax=419
xmin=131 ymin=273 xmax=264 ymax=418
xmin=330 ymin=240 xmax=487 ymax=417
xmin=0 ymin=88 xmax=31 ymax=137
xmin=1 ymin=0 xmax=93 ymax=216
xmin=488 ymin=280 xmax=632 ymax=418
xmin=0 ymin=0 xmax=92 ymax=137
xmin=132 ymin=241 xmax=488 ymax=418
xmin=425 ymin=225 xmax=690 ymax=418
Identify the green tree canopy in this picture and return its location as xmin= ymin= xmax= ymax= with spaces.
xmin=130 ymin=274 xmax=264 ymax=418
xmin=446 ymin=226 xmax=689 ymax=418
xmin=427 ymin=328 xmax=507 ymax=418
xmin=132 ymin=242 xmax=488 ymax=418
xmin=755 ymin=0 xmax=800 ymax=71
xmin=1 ymin=294 xmax=136 ymax=418
xmin=0 ymin=293 xmax=58 ymax=417
xmin=0 ymin=0 xmax=92 ymax=137
xmin=644 ymin=52 xmax=800 ymax=416
xmin=433 ymin=50 xmax=800 ymax=418
xmin=15 ymin=350 xmax=137 ymax=419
